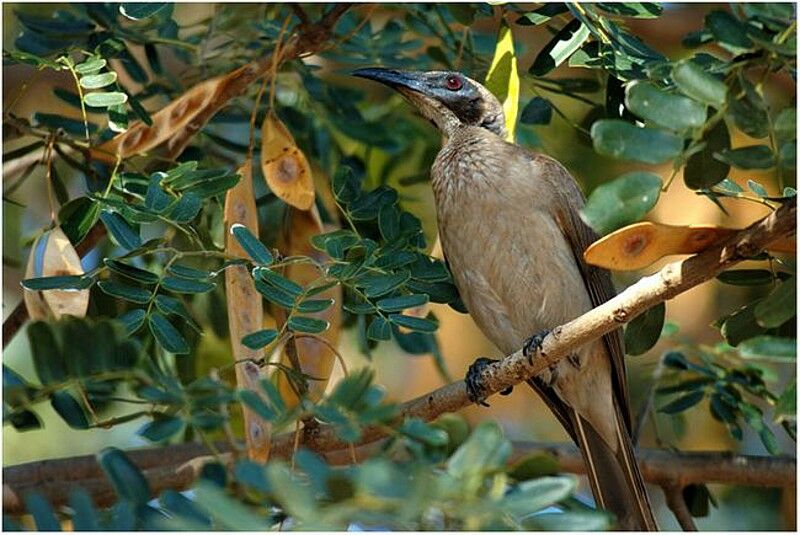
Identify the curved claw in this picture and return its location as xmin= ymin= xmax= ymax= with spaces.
xmin=523 ymin=329 xmax=551 ymax=365
xmin=465 ymin=357 xmax=496 ymax=407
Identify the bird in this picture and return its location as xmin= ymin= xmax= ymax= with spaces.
xmin=352 ymin=67 xmax=658 ymax=531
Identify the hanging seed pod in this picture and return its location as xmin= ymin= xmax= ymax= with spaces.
xmin=260 ymin=112 xmax=315 ymax=210
xmin=224 ymin=160 xmax=271 ymax=462
xmin=24 ymin=227 xmax=89 ymax=320
xmin=274 ymin=205 xmax=341 ymax=407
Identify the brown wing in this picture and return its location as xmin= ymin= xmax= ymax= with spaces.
xmin=535 ymin=154 xmax=633 ymax=432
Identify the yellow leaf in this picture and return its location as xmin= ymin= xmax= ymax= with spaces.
xmin=24 ymin=227 xmax=89 ymax=320
xmin=584 ymin=221 xmax=796 ymax=271
xmin=224 ymin=160 xmax=271 ymax=462
xmin=260 ymin=112 xmax=316 ymax=210
xmin=274 ymin=205 xmax=341 ymax=407
xmin=484 ymin=20 xmax=519 ymax=142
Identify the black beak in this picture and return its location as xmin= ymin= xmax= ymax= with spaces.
xmin=352 ymin=67 xmax=428 ymax=94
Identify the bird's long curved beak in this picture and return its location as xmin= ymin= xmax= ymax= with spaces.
xmin=352 ymin=67 xmax=428 ymax=94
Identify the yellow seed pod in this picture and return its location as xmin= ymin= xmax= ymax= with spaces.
xmin=24 ymin=227 xmax=89 ymax=320
xmin=260 ymin=112 xmax=315 ymax=210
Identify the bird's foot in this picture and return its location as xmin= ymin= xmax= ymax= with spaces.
xmin=523 ymin=329 xmax=551 ymax=365
xmin=465 ymin=357 xmax=512 ymax=407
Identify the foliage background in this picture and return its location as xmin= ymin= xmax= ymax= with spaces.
xmin=2 ymin=2 xmax=795 ymax=531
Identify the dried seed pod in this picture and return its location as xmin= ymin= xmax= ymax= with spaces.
xmin=584 ymin=221 xmax=796 ymax=271
xmin=91 ymin=75 xmax=223 ymax=162
xmin=24 ymin=227 xmax=89 ymax=320
xmin=224 ymin=160 xmax=271 ymax=462
xmin=260 ymin=112 xmax=315 ymax=210
xmin=274 ymin=205 xmax=341 ymax=406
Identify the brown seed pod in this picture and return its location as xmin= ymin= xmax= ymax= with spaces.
xmin=24 ymin=227 xmax=89 ymax=320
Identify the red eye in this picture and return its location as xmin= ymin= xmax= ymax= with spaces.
xmin=445 ymin=75 xmax=462 ymax=91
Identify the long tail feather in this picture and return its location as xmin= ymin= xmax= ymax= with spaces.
xmin=570 ymin=405 xmax=658 ymax=530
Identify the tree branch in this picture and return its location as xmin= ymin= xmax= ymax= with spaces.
xmin=4 ymin=440 xmax=794 ymax=514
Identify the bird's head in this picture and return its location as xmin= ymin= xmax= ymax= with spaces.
xmin=352 ymin=68 xmax=506 ymax=138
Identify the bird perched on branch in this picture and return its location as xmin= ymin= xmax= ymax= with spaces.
xmin=353 ymin=67 xmax=658 ymax=531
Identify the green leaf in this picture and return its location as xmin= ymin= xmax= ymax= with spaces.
xmin=747 ymin=179 xmax=769 ymax=197
xmin=625 ymin=81 xmax=706 ymax=131
xmin=296 ymin=298 xmax=334 ymax=313
xmin=684 ymin=120 xmax=731 ymax=189
xmin=715 ymin=145 xmax=775 ymax=169
xmin=774 ymin=108 xmax=796 ymax=141
xmin=24 ymin=492 xmax=61 ymax=531
xmin=366 ymin=317 xmax=392 ymax=341
xmin=524 ymin=511 xmax=612 ymax=531
xmin=376 ymin=294 xmax=429 ymax=312
xmin=230 ymin=224 xmax=274 ymax=265
xmin=256 ymin=268 xmax=303 ymax=297
xmin=21 ymin=275 xmax=92 ymax=290
xmin=27 ymin=321 xmax=65 ymax=385
xmin=288 ymin=316 xmax=330 ymax=334
xmin=120 ymin=2 xmax=169 ymax=19
xmin=484 ymin=20 xmax=520 ymax=141
xmin=148 ymin=312 xmax=190 ymax=354
xmin=625 ymin=302 xmax=666 ymax=356
xmin=591 ymin=119 xmax=683 ymax=164
xmin=720 ymin=302 xmax=767 ymax=346
xmin=69 ymin=488 xmax=100 ymax=531
xmin=74 ymin=57 xmax=107 ymax=75
xmin=60 ymin=197 xmax=100 ymax=245
xmin=389 ymin=314 xmax=438 ymax=333
xmin=168 ymin=192 xmax=202 ymax=223
xmin=118 ymin=308 xmax=147 ymax=335
xmin=754 ymin=277 xmax=795 ymax=327
xmin=139 ymin=415 xmax=184 ymax=442
xmin=508 ymin=452 xmax=560 ymax=480
xmin=358 ymin=271 xmax=411 ymax=298
xmin=716 ymin=269 xmax=774 ymax=286
xmin=241 ymin=329 xmax=279 ymax=350
xmin=659 ymin=390 xmax=705 ymax=414
xmin=580 ymin=171 xmax=661 ymax=235
xmin=51 ymin=391 xmax=90 ymax=429
xmin=399 ymin=418 xmax=449 ymax=446
xmin=597 ymin=2 xmax=662 ymax=18
xmin=672 ymin=59 xmax=727 ymax=107
xmin=530 ymin=19 xmax=590 ymax=77
xmin=97 ymin=280 xmax=152 ymax=304
xmin=79 ymin=71 xmax=118 ymax=89
xmin=520 ymin=96 xmax=553 ymax=125
xmin=84 ymin=91 xmax=128 ymax=108
xmin=516 ymin=4 xmax=569 ymax=25
xmin=739 ymin=336 xmax=795 ymax=360
xmin=104 ymin=259 xmax=159 ymax=284
xmin=161 ymin=276 xmax=216 ymax=294
xmin=255 ymin=279 xmax=296 ymax=308
xmin=728 ymin=91 xmax=769 ymax=138
xmin=154 ymin=295 xmax=201 ymax=332
xmin=100 ymin=210 xmax=141 ymax=250
xmin=238 ymin=390 xmax=277 ymax=422
xmin=705 ymin=10 xmax=753 ymax=53
xmin=35 ymin=112 xmax=98 ymax=135
xmin=167 ymin=264 xmax=211 ymax=280
xmin=97 ymin=447 xmax=151 ymax=505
